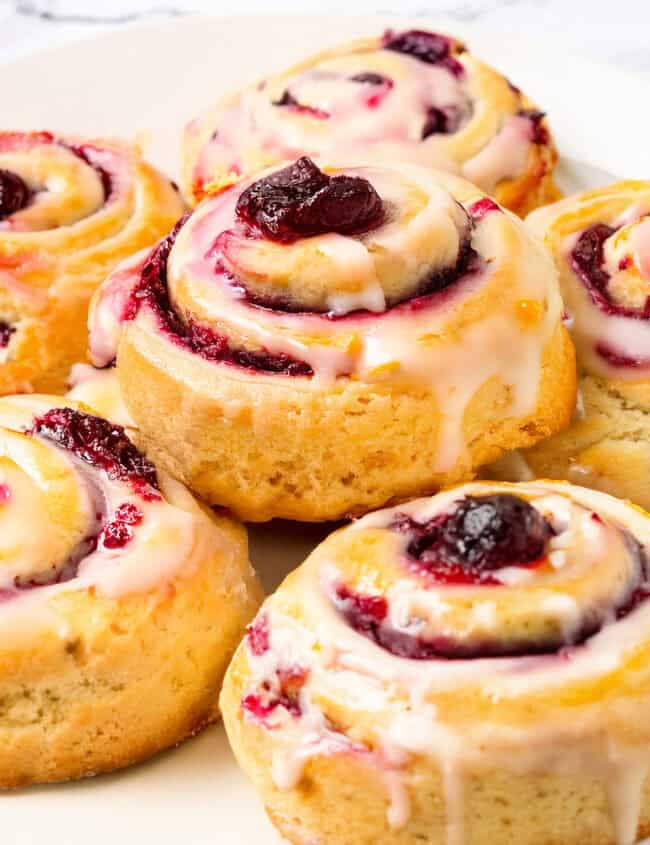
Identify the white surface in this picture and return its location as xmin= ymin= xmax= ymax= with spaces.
xmin=1 ymin=12 xmax=648 ymax=845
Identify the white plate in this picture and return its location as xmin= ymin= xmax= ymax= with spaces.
xmin=2 ymin=14 xmax=647 ymax=844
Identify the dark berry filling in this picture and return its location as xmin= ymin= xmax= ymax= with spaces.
xmin=392 ymin=494 xmax=552 ymax=584
xmin=100 ymin=502 xmax=143 ymax=550
xmin=383 ymin=29 xmax=464 ymax=78
xmin=0 ymin=321 xmax=15 ymax=348
xmin=242 ymin=665 xmax=308 ymax=724
xmin=235 ymin=157 xmax=385 ymax=244
xmin=0 ymin=169 xmax=32 ymax=220
xmin=518 ymin=109 xmax=549 ymax=145
xmin=272 ymin=89 xmax=329 ymax=119
xmin=571 ymin=223 xmax=650 ymax=328
xmin=30 ymin=407 xmax=159 ymax=498
xmin=126 ymin=220 xmax=313 ymax=377
xmin=421 ymin=105 xmax=464 ymax=138
xmin=350 ymin=71 xmax=390 ymax=86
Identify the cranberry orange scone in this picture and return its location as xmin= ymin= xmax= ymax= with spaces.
xmin=222 ymin=480 xmax=650 ymax=845
xmin=88 ymin=157 xmax=574 ymax=522
xmin=182 ymin=29 xmax=559 ymax=215
xmin=489 ymin=181 xmax=650 ymax=508
xmin=0 ymin=394 xmax=261 ymax=787
xmin=0 ymin=131 xmax=184 ymax=394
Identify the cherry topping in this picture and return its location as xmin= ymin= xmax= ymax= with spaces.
xmin=393 ymin=494 xmax=551 ymax=582
xmin=383 ymin=29 xmax=464 ymax=77
xmin=0 ymin=321 xmax=15 ymax=348
xmin=31 ymin=407 xmax=159 ymax=497
xmin=235 ymin=156 xmax=384 ymax=243
xmin=0 ymin=169 xmax=32 ymax=220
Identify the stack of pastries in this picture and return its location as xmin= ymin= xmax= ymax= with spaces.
xmin=3 ymin=25 xmax=650 ymax=845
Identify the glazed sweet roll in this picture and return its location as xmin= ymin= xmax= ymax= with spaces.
xmin=182 ymin=29 xmax=559 ymax=214
xmin=489 ymin=181 xmax=650 ymax=508
xmin=0 ymin=131 xmax=185 ymax=394
xmin=0 ymin=394 xmax=261 ymax=787
xmin=222 ymin=480 xmax=650 ymax=845
xmin=88 ymin=157 xmax=575 ymax=522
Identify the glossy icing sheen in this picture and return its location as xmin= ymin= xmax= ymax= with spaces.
xmin=527 ymin=181 xmax=650 ymax=381
xmin=0 ymin=395 xmax=223 ymax=642
xmin=241 ymin=481 xmax=650 ymax=845
xmin=89 ymin=161 xmax=563 ymax=474
xmin=186 ymin=31 xmax=547 ymax=202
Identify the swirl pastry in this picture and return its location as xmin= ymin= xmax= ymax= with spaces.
xmin=0 ymin=131 xmax=185 ymax=394
xmin=182 ymin=29 xmax=559 ymax=215
xmin=489 ymin=181 xmax=650 ymax=508
xmin=88 ymin=157 xmax=574 ymax=522
xmin=0 ymin=394 xmax=261 ymax=787
xmin=222 ymin=480 xmax=650 ymax=845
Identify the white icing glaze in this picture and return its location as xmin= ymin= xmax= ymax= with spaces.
xmin=242 ymin=481 xmax=650 ymax=844
xmin=463 ymin=115 xmax=534 ymax=194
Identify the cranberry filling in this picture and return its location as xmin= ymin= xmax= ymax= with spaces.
xmin=272 ymin=89 xmax=329 ymax=119
xmin=247 ymin=612 xmax=271 ymax=657
xmin=30 ymin=407 xmax=159 ymax=498
xmin=469 ymin=197 xmax=501 ymax=220
xmin=383 ymin=29 xmax=464 ymax=78
xmin=421 ymin=106 xmax=463 ymax=138
xmin=242 ymin=666 xmax=308 ymax=724
xmin=0 ymin=169 xmax=32 ymax=220
xmin=571 ymin=223 xmax=650 ymax=326
xmin=0 ymin=321 xmax=15 ymax=348
xmin=350 ymin=71 xmax=390 ymax=86
xmin=101 ymin=502 xmax=143 ymax=550
xmin=392 ymin=494 xmax=552 ymax=584
xmin=235 ymin=157 xmax=385 ymax=244
xmin=126 ymin=218 xmax=314 ymax=377
xmin=518 ymin=109 xmax=549 ymax=145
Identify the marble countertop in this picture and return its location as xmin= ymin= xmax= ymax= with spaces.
xmin=1 ymin=0 xmax=650 ymax=78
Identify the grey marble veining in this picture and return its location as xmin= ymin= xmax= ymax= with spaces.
xmin=1 ymin=0 xmax=649 ymax=77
